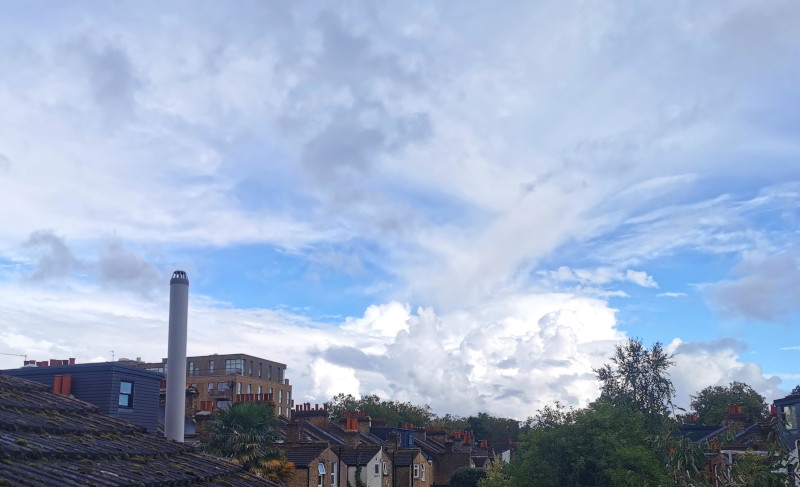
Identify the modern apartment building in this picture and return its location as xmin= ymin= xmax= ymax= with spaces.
xmin=131 ymin=353 xmax=294 ymax=417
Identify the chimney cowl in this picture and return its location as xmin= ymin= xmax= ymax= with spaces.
xmin=170 ymin=270 xmax=189 ymax=285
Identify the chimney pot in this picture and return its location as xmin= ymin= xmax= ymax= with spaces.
xmin=68 ymin=358 xmax=76 ymax=365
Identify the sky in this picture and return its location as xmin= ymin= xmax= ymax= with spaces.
xmin=0 ymin=0 xmax=799 ymax=420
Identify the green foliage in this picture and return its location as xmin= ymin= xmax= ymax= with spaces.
xmin=328 ymin=393 xmax=434 ymax=427
xmin=198 ymin=402 xmax=294 ymax=482
xmin=450 ymin=467 xmax=487 ymax=487
xmin=347 ymin=465 xmax=367 ymax=487
xmin=429 ymin=413 xmax=470 ymax=431
xmin=659 ymin=418 xmax=796 ymax=486
xmin=478 ymin=458 xmax=510 ymax=487
xmin=509 ymin=401 xmax=670 ymax=487
xmin=690 ymin=381 xmax=767 ymax=425
xmin=595 ymin=338 xmax=675 ymax=419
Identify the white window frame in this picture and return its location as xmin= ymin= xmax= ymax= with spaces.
xmin=413 ymin=464 xmax=419 ymax=479
xmin=331 ymin=462 xmax=337 ymax=487
xmin=421 ymin=463 xmax=426 ymax=481
xmin=374 ymin=463 xmax=380 ymax=476
xmin=318 ymin=463 xmax=326 ymax=487
xmin=382 ymin=461 xmax=388 ymax=476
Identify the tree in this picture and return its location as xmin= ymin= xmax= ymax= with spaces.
xmin=478 ymin=458 xmax=511 ymax=487
xmin=450 ymin=467 xmax=487 ymax=487
xmin=199 ymin=401 xmax=294 ymax=482
xmin=509 ymin=401 xmax=670 ymax=487
xmin=791 ymin=384 xmax=800 ymax=395
xmin=594 ymin=338 xmax=675 ymax=418
xmin=690 ymin=381 xmax=767 ymax=426
xmin=328 ymin=393 xmax=434 ymax=427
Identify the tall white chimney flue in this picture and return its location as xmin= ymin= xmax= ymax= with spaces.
xmin=165 ymin=270 xmax=189 ymax=442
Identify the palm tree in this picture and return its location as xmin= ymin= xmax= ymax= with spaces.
xmin=199 ymin=401 xmax=294 ymax=482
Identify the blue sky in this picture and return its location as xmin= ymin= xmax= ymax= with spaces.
xmin=0 ymin=0 xmax=799 ymax=418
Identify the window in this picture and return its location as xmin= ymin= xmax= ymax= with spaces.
xmin=279 ymin=389 xmax=283 ymax=404
xmin=268 ymin=365 xmax=272 ymax=380
xmin=413 ymin=464 xmax=419 ymax=479
xmin=258 ymin=386 xmax=262 ymax=394
xmin=382 ymin=461 xmax=388 ymax=476
xmin=247 ymin=384 xmax=252 ymax=394
xmin=237 ymin=382 xmax=242 ymax=394
xmin=374 ymin=463 xmax=380 ymax=476
xmin=208 ymin=383 xmax=215 ymax=391
xmin=331 ymin=462 xmax=337 ymax=487
xmin=209 ymin=359 xmax=215 ymax=374
xmin=218 ymin=382 xmax=231 ymax=390
xmin=225 ymin=359 xmax=239 ymax=374
xmin=317 ymin=463 xmax=325 ymax=487
xmin=241 ymin=359 xmax=246 ymax=376
xmin=249 ymin=360 xmax=253 ymax=376
xmin=187 ymin=361 xmax=194 ymax=376
xmin=279 ymin=406 xmax=282 ymax=415
xmin=119 ymin=381 xmax=134 ymax=408
xmin=421 ymin=463 xmax=426 ymax=481
xmin=259 ymin=362 xmax=262 ymax=378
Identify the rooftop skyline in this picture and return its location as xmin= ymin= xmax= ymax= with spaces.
xmin=0 ymin=1 xmax=799 ymax=419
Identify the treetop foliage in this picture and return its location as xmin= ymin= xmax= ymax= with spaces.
xmin=199 ymin=401 xmax=294 ymax=482
xmin=595 ymin=338 xmax=676 ymax=417
xmin=328 ymin=393 xmax=526 ymax=443
xmin=690 ymin=381 xmax=768 ymax=426
xmin=450 ymin=466 xmax=488 ymax=487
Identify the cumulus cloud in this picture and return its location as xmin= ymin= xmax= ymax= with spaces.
xmin=0 ymin=1 xmax=798 ymax=419
xmin=706 ymin=252 xmax=800 ymax=322
xmin=667 ymin=338 xmax=785 ymax=408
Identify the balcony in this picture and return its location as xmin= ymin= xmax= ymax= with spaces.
xmin=187 ymin=368 xmax=242 ymax=377
xmin=208 ymin=389 xmax=233 ymax=398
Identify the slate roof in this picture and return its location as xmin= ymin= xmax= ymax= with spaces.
xmin=0 ymin=374 xmax=277 ymax=486
xmin=675 ymin=423 xmax=727 ymax=443
xmin=283 ymin=443 xmax=329 ymax=467
xmin=338 ymin=446 xmax=381 ymax=466
xmin=391 ymin=450 xmax=415 ymax=466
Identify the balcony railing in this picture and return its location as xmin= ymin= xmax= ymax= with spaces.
xmin=208 ymin=389 xmax=232 ymax=398
xmin=187 ymin=368 xmax=242 ymax=377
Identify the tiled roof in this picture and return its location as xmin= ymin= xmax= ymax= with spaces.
xmin=391 ymin=450 xmax=415 ymax=466
xmin=338 ymin=446 xmax=381 ymax=466
xmin=675 ymin=423 xmax=727 ymax=443
xmin=283 ymin=443 xmax=329 ymax=466
xmin=0 ymin=374 xmax=277 ymax=486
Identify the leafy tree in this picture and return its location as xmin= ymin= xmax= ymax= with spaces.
xmin=791 ymin=384 xmax=800 ymax=395
xmin=429 ymin=413 xmax=470 ymax=431
xmin=690 ymin=381 xmax=767 ymax=426
xmin=450 ymin=467 xmax=487 ymax=487
xmin=328 ymin=393 xmax=434 ymax=427
xmin=659 ymin=416 xmax=796 ymax=486
xmin=478 ymin=458 xmax=511 ymax=487
xmin=199 ymin=401 xmax=294 ymax=482
xmin=595 ymin=338 xmax=675 ymax=418
xmin=509 ymin=401 xmax=671 ymax=487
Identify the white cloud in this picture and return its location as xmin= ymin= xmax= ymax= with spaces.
xmin=667 ymin=338 xmax=785 ymax=410
xmin=540 ymin=266 xmax=658 ymax=289
xmin=658 ymin=292 xmax=687 ymax=298
xmin=705 ymin=251 xmax=800 ymax=322
xmin=0 ymin=1 xmax=798 ymax=420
